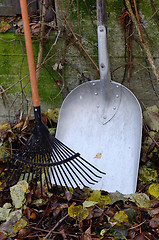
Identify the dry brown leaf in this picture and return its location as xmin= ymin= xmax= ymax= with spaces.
xmin=94 ymin=153 xmax=102 ymax=159
xmin=150 ymin=216 xmax=159 ymax=228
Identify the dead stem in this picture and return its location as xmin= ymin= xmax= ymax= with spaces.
xmin=43 ymin=213 xmax=69 ymax=240
xmin=55 ymin=0 xmax=99 ymax=71
xmin=125 ymin=0 xmax=159 ymax=84
xmin=77 ymin=0 xmax=81 ymax=42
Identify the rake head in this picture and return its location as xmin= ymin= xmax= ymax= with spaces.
xmin=1 ymin=107 xmax=105 ymax=194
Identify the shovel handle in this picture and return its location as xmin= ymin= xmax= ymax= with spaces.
xmin=19 ymin=0 xmax=40 ymax=107
xmin=97 ymin=0 xmax=107 ymax=28
xmin=97 ymin=0 xmax=111 ymax=87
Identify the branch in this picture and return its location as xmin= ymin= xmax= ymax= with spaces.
xmin=125 ymin=0 xmax=159 ymax=84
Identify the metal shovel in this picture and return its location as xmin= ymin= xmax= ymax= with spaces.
xmin=55 ymin=0 xmax=142 ymax=194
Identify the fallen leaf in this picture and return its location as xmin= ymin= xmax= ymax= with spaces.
xmin=0 ymin=22 xmax=11 ymax=32
xmin=87 ymin=190 xmax=101 ymax=202
xmin=0 ymin=231 xmax=7 ymax=240
xmin=0 ymin=210 xmax=22 ymax=237
xmin=0 ymin=122 xmax=11 ymax=141
xmin=139 ymin=165 xmax=157 ymax=182
xmin=148 ymin=183 xmax=159 ymax=200
xmin=86 ymin=190 xmax=111 ymax=207
xmin=13 ymin=122 xmax=24 ymax=129
xmin=0 ymin=208 xmax=11 ymax=222
xmin=65 ymin=191 xmax=72 ymax=201
xmin=143 ymin=105 xmax=159 ymax=131
xmin=82 ymin=226 xmax=92 ymax=240
xmin=83 ymin=201 xmax=98 ymax=208
xmin=68 ymin=205 xmax=89 ymax=221
xmin=10 ymin=181 xmax=28 ymax=208
xmin=46 ymin=108 xmax=60 ymax=124
xmin=13 ymin=218 xmax=27 ymax=234
xmin=94 ymin=153 xmax=102 ymax=159
xmin=148 ymin=207 xmax=159 ymax=217
xmin=150 ymin=216 xmax=159 ymax=228
xmin=129 ymin=193 xmax=151 ymax=208
xmin=113 ymin=211 xmax=129 ymax=223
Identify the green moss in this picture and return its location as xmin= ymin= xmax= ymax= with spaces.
xmin=0 ymin=32 xmax=62 ymax=107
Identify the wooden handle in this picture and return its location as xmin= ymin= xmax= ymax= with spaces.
xmin=19 ymin=0 xmax=40 ymax=107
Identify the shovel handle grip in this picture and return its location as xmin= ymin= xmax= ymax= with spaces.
xmin=97 ymin=0 xmax=107 ymax=28
xmin=19 ymin=0 xmax=40 ymax=107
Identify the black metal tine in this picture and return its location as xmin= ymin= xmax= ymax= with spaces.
xmin=77 ymin=156 xmax=105 ymax=175
xmin=52 ymin=144 xmax=88 ymax=187
xmin=50 ymin=166 xmax=58 ymax=187
xmin=75 ymin=157 xmax=102 ymax=179
xmin=54 ymin=145 xmax=88 ymax=189
xmin=40 ymin=167 xmax=43 ymax=195
xmin=67 ymin=160 xmax=96 ymax=184
xmin=27 ymin=163 xmax=32 ymax=182
xmin=54 ymin=161 xmax=76 ymax=191
xmin=6 ymin=160 xmax=21 ymax=184
xmin=1 ymin=122 xmax=105 ymax=195
xmin=31 ymin=164 xmax=36 ymax=182
xmin=51 ymin=148 xmax=71 ymax=191
xmin=63 ymin=161 xmax=87 ymax=188
xmin=50 ymin=150 xmax=66 ymax=192
xmin=34 ymin=164 xmax=39 ymax=189
xmin=54 ymin=142 xmax=99 ymax=183
xmin=21 ymin=162 xmax=28 ymax=181
xmin=54 ymin=138 xmax=105 ymax=175
xmin=53 ymin=138 xmax=104 ymax=178
xmin=53 ymin=142 xmax=97 ymax=184
xmin=45 ymin=147 xmax=58 ymax=187
xmin=45 ymin=167 xmax=53 ymax=191
xmin=51 ymin=144 xmax=77 ymax=190
xmin=41 ymin=152 xmax=51 ymax=191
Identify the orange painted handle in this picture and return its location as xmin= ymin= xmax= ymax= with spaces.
xmin=19 ymin=0 xmax=40 ymax=107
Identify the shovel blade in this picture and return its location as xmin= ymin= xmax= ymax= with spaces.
xmin=55 ymin=81 xmax=142 ymax=194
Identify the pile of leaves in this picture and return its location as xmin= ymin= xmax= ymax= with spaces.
xmin=0 ymin=106 xmax=159 ymax=239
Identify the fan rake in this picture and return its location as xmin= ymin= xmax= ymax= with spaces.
xmin=0 ymin=0 xmax=105 ymax=194
xmin=0 ymin=108 xmax=105 ymax=194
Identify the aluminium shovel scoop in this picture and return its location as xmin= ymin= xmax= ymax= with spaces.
xmin=55 ymin=0 xmax=142 ymax=194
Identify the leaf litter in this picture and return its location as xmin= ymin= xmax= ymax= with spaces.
xmin=0 ymin=106 xmax=159 ymax=239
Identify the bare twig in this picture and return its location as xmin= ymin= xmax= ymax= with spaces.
xmin=125 ymin=0 xmax=159 ymax=84
xmin=55 ymin=0 xmax=99 ymax=71
xmin=144 ymin=7 xmax=159 ymax=24
xmin=43 ymin=214 xmax=69 ymax=240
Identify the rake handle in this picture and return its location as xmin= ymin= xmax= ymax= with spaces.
xmin=19 ymin=0 xmax=40 ymax=107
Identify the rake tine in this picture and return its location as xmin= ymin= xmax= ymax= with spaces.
xmin=53 ymin=141 xmax=98 ymax=185
xmin=53 ymin=144 xmax=97 ymax=184
xmin=74 ymin=157 xmax=102 ymax=179
xmin=60 ymin=161 xmax=80 ymax=190
xmin=78 ymin=156 xmax=105 ymax=175
xmin=40 ymin=168 xmax=43 ymax=195
xmin=52 ymin=152 xmax=70 ymax=192
xmin=52 ymin=144 xmax=77 ymax=189
xmin=44 ymin=167 xmax=52 ymax=191
xmin=54 ymin=138 xmax=104 ymax=178
xmin=51 ymin=151 xmax=66 ymax=193
xmin=5 ymin=160 xmax=21 ymax=184
xmin=68 ymin=160 xmax=96 ymax=185
xmin=52 ymin=143 xmax=88 ymax=188
xmin=63 ymin=161 xmax=87 ymax=188
xmin=27 ymin=164 xmax=32 ymax=182
xmin=50 ymin=166 xmax=58 ymax=187
xmin=52 ymin=145 xmax=88 ymax=188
